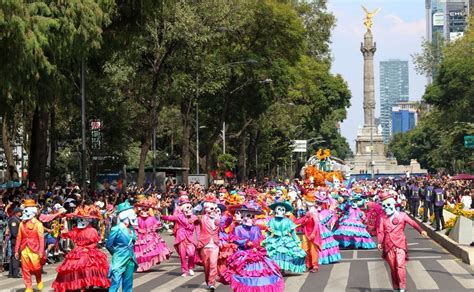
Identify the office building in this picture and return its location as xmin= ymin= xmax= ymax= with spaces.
xmin=379 ymin=59 xmax=409 ymax=143
xmin=391 ymin=102 xmax=418 ymax=136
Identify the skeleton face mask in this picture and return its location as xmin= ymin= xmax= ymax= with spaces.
xmin=382 ymin=198 xmax=397 ymax=216
xmin=77 ymin=218 xmax=90 ymax=229
xmin=234 ymin=210 xmax=242 ymax=222
xmin=21 ymin=207 xmax=37 ymax=221
xmin=118 ymin=208 xmax=138 ymax=226
xmin=241 ymin=211 xmax=255 ymax=226
xmin=138 ymin=207 xmax=149 ymax=218
xmin=181 ymin=203 xmax=193 ymax=216
xmin=274 ymin=205 xmax=286 ymax=217
xmin=204 ymin=202 xmax=217 ymax=217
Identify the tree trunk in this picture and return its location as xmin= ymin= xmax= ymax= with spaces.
xmin=237 ymin=134 xmax=247 ymax=182
xmin=181 ymin=116 xmax=191 ymax=185
xmin=29 ymin=106 xmax=49 ymax=190
xmin=137 ymin=138 xmax=150 ymax=188
xmin=49 ymin=108 xmax=57 ymax=182
xmin=1 ymin=114 xmax=15 ymax=180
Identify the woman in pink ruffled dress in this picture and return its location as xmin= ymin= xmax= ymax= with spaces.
xmin=133 ymin=196 xmax=172 ymax=272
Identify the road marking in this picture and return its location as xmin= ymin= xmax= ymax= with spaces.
xmin=4 ymin=274 xmax=58 ymax=290
xmin=409 ymin=247 xmax=432 ymax=250
xmin=368 ymin=261 xmax=392 ymax=289
xmin=324 ymin=262 xmax=350 ymax=292
xmin=407 ymin=260 xmax=439 ymax=290
xmin=191 ymin=282 xmax=222 ymax=291
xmin=407 ymin=242 xmax=419 ymax=246
xmin=133 ymin=264 xmax=178 ymax=288
xmin=285 ymin=272 xmax=310 ymax=290
xmin=151 ymin=272 xmax=200 ymax=291
xmin=341 ymin=255 xmax=442 ymax=261
xmin=353 ymin=250 xmax=358 ymax=259
xmin=437 ymin=259 xmax=474 ymax=289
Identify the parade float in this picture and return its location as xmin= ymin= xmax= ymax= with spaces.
xmin=300 ymin=149 xmax=349 ymax=186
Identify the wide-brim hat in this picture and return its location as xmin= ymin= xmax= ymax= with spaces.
xmin=67 ymin=206 xmax=100 ymax=220
xmin=22 ymin=199 xmax=38 ymax=208
xmin=238 ymin=202 xmax=263 ymax=214
xmin=226 ymin=204 xmax=243 ymax=214
xmin=378 ymin=191 xmax=395 ymax=202
xmin=116 ymin=200 xmax=134 ymax=214
xmin=269 ymin=201 xmax=293 ymax=212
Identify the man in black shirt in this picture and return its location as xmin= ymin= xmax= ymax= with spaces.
xmin=6 ymin=207 xmax=22 ymax=278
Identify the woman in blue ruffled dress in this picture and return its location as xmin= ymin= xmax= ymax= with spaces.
xmin=334 ymin=193 xmax=376 ymax=249
xmin=262 ymin=201 xmax=306 ymax=273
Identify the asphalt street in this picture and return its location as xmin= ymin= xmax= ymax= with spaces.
xmin=1 ymin=225 xmax=473 ymax=292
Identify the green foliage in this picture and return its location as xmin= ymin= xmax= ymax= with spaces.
xmin=218 ymin=153 xmax=237 ymax=172
xmin=389 ymin=19 xmax=474 ymax=173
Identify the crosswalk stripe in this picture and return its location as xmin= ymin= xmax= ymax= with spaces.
xmin=3 ymin=274 xmax=58 ymax=290
xmin=133 ymin=264 xmax=178 ymax=288
xmin=150 ymin=272 xmax=200 ymax=291
xmin=437 ymin=259 xmax=474 ymax=289
xmin=407 ymin=260 xmax=439 ymax=290
xmin=323 ymin=262 xmax=350 ymax=292
xmin=191 ymin=282 xmax=222 ymax=292
xmin=367 ymin=261 xmax=391 ymax=289
xmin=285 ymin=272 xmax=310 ymax=290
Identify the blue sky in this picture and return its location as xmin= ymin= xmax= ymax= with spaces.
xmin=328 ymin=0 xmax=427 ymax=150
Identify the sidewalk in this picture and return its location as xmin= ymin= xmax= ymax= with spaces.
xmin=409 ymin=210 xmax=474 ymax=266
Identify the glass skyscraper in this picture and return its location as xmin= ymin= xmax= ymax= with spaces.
xmin=379 ymin=59 xmax=409 ymax=143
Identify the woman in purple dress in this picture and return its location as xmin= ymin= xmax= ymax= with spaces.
xmin=223 ymin=203 xmax=284 ymax=292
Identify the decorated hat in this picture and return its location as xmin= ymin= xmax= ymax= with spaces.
xmin=378 ymin=191 xmax=395 ymax=202
xmin=203 ymin=193 xmax=217 ymax=203
xmin=304 ymin=191 xmax=316 ymax=204
xmin=269 ymin=200 xmax=293 ymax=212
xmin=238 ymin=201 xmax=262 ymax=214
xmin=178 ymin=195 xmax=191 ymax=206
xmin=68 ymin=205 xmax=100 ymax=219
xmin=116 ymin=200 xmax=134 ymax=214
xmin=217 ymin=203 xmax=227 ymax=213
xmin=23 ymin=199 xmax=38 ymax=208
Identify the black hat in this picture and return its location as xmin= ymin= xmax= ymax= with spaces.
xmin=13 ymin=207 xmax=23 ymax=214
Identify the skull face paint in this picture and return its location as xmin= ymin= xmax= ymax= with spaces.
xmin=241 ymin=211 xmax=255 ymax=226
xmin=21 ymin=207 xmax=38 ymax=221
xmin=181 ymin=203 xmax=193 ymax=216
xmin=138 ymin=207 xmax=149 ymax=217
xmin=234 ymin=210 xmax=242 ymax=222
xmin=118 ymin=208 xmax=138 ymax=226
xmin=382 ymin=198 xmax=397 ymax=217
xmin=274 ymin=205 xmax=287 ymax=217
xmin=204 ymin=202 xmax=217 ymax=218
xmin=77 ymin=218 xmax=91 ymax=229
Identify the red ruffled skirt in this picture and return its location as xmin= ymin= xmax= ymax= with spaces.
xmin=52 ymin=246 xmax=110 ymax=292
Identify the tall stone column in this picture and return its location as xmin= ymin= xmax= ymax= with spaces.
xmin=360 ymin=31 xmax=376 ymax=128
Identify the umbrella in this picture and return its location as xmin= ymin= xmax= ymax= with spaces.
xmin=451 ymin=173 xmax=474 ymax=180
xmin=0 ymin=181 xmax=22 ymax=190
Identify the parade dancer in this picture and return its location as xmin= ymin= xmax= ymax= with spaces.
xmin=334 ymin=191 xmax=376 ymax=249
xmin=295 ymin=192 xmax=322 ymax=272
xmin=107 ymin=201 xmax=138 ymax=292
xmin=196 ymin=194 xmax=220 ymax=290
xmin=52 ymin=206 xmax=110 ymax=292
xmin=316 ymin=192 xmax=341 ymax=265
xmin=161 ymin=195 xmax=198 ymax=277
xmin=134 ymin=195 xmax=172 ymax=272
xmin=223 ymin=203 xmax=284 ymax=292
xmin=14 ymin=199 xmax=45 ymax=292
xmin=262 ymin=201 xmax=306 ymax=273
xmin=377 ymin=192 xmax=427 ymax=292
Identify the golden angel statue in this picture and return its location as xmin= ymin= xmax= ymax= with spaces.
xmin=362 ymin=5 xmax=381 ymax=32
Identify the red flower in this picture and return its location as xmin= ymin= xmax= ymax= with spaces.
xmin=225 ymin=171 xmax=234 ymax=178
xmin=210 ymin=170 xmax=218 ymax=178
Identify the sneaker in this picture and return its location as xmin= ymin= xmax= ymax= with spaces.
xmin=189 ymin=269 xmax=194 ymax=276
xmin=181 ymin=273 xmax=187 ymax=277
